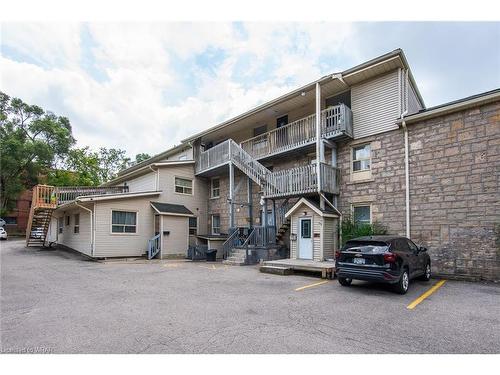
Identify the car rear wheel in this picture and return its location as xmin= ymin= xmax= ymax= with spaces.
xmin=394 ymin=269 xmax=409 ymax=294
xmin=338 ymin=277 xmax=352 ymax=286
xmin=419 ymin=263 xmax=431 ymax=281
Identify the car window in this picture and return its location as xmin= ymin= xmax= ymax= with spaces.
xmin=407 ymin=240 xmax=418 ymax=252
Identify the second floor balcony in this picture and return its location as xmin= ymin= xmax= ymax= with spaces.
xmin=239 ymin=103 xmax=353 ymax=161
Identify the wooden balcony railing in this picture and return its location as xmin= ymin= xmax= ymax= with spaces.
xmin=31 ymin=184 xmax=129 ymax=208
xmin=240 ymin=103 xmax=353 ymax=160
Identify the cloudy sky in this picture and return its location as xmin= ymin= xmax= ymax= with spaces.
xmin=1 ymin=22 xmax=499 ymax=157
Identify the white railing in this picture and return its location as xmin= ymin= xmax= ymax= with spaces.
xmin=265 ymin=164 xmax=317 ymax=198
xmin=56 ymin=186 xmax=129 ymax=205
xmin=240 ymin=113 xmax=316 ymax=159
xmin=195 ymin=140 xmax=230 ymax=174
xmin=319 ymin=163 xmax=341 ymax=195
xmin=240 ymin=104 xmax=353 ymax=160
xmin=229 ymin=140 xmax=271 ymax=185
xmin=147 ymin=233 xmax=161 ymax=259
xmin=264 ymin=163 xmax=340 ymax=198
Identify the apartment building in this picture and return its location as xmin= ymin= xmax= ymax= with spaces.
xmin=25 ymin=49 xmax=499 ymax=280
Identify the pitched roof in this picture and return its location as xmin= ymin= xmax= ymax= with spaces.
xmin=285 ymin=197 xmax=339 ymax=218
xmin=150 ymin=202 xmax=194 ymax=216
xmin=402 ymin=88 xmax=500 ymax=124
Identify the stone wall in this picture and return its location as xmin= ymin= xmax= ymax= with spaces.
xmin=204 ymin=100 xmax=499 ymax=280
xmin=336 ymin=101 xmax=499 ymax=281
xmin=407 ymin=102 xmax=499 ymax=280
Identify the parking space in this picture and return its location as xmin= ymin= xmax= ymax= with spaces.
xmin=1 ymin=239 xmax=499 ymax=354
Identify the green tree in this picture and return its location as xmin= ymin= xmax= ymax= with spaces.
xmin=134 ymin=153 xmax=151 ymax=164
xmin=0 ymin=92 xmax=74 ymax=215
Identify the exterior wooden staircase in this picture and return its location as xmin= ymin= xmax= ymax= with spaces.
xmin=25 ymin=184 xmax=129 ymax=247
xmin=26 ymin=185 xmax=57 ymax=247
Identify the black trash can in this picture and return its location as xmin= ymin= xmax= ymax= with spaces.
xmin=206 ymin=249 xmax=217 ymax=262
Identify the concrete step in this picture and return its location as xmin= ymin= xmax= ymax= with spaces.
xmin=222 ymin=259 xmax=246 ymax=266
xmin=260 ymin=265 xmax=293 ymax=276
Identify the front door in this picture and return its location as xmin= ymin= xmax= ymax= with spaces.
xmin=298 ymin=218 xmax=313 ymax=260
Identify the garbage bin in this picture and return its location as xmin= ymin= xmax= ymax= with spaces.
xmin=206 ymin=249 xmax=217 ymax=262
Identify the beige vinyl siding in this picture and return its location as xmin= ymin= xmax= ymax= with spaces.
xmin=93 ymin=197 xmax=154 ymax=257
xmin=408 ymin=82 xmax=423 ymax=115
xmin=289 ymin=203 xmax=321 ymax=261
xmin=313 ymin=215 xmax=321 ymax=261
xmin=123 ymin=171 xmax=156 ymax=192
xmin=322 ymin=218 xmax=337 ymax=260
xmin=54 ymin=207 xmax=93 ymax=256
xmin=161 ymin=216 xmax=189 ymax=258
xmin=157 ymin=164 xmax=209 ymax=234
xmin=351 ymin=69 xmax=400 ymax=139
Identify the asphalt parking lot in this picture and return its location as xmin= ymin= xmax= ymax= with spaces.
xmin=1 ymin=238 xmax=499 ymax=354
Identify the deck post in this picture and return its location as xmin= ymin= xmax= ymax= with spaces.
xmin=316 ymin=82 xmax=326 ymax=210
xmin=229 ymin=161 xmax=235 ymax=229
xmin=247 ymin=177 xmax=253 ymax=229
xmin=263 ymin=198 xmax=268 ymax=244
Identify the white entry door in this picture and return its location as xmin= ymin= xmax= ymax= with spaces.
xmin=298 ymin=218 xmax=313 ymax=260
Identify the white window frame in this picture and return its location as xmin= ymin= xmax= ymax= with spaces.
xmin=210 ymin=177 xmax=220 ymax=199
xmin=174 ymin=176 xmax=193 ymax=195
xmin=211 ymin=214 xmax=221 ymax=235
xmin=352 ymin=204 xmax=372 ymax=226
xmin=58 ymin=218 xmax=63 ymax=234
xmin=352 ymin=143 xmax=371 ymax=172
xmin=110 ymin=210 xmax=138 ymax=235
xmin=73 ymin=213 xmax=80 ymax=234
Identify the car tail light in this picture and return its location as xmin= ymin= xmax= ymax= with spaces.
xmin=383 ymin=252 xmax=397 ymax=263
xmin=335 ymin=250 xmax=341 ymax=259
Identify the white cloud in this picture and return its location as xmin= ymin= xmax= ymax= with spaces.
xmin=0 ymin=22 xmax=359 ymax=158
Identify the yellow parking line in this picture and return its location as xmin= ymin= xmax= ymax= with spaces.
xmin=295 ymin=280 xmax=330 ymax=291
xmin=407 ymin=280 xmax=447 ymax=310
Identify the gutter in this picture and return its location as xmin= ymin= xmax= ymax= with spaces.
xmin=148 ymin=164 xmax=160 ymax=191
xmin=75 ymin=202 xmax=95 ymax=257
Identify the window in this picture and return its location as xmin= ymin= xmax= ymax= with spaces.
xmin=189 ymin=217 xmax=197 ymax=236
xmin=300 ymin=219 xmax=312 ymax=239
xmin=65 ymin=216 xmax=70 ymax=226
xmin=352 ymin=144 xmax=371 ymax=172
xmin=353 ymin=205 xmax=371 ymax=225
xmin=276 ymin=115 xmax=288 ymax=128
xmin=74 ymin=214 xmax=80 ymax=234
xmin=211 ymin=215 xmax=221 ymax=235
xmin=175 ymin=177 xmax=193 ymax=195
xmin=112 ymin=211 xmax=137 ymax=233
xmin=326 ymin=90 xmax=351 ymax=108
xmin=253 ymin=125 xmax=267 ymax=137
xmin=58 ymin=218 xmax=63 ymax=234
xmin=211 ymin=178 xmax=220 ymax=198
xmin=407 ymin=239 xmax=418 ymax=252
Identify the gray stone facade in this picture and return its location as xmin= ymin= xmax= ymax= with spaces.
xmin=205 ymin=101 xmax=499 ymax=280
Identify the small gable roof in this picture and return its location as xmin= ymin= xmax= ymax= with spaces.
xmin=150 ymin=202 xmax=194 ymax=217
xmin=285 ymin=197 xmax=339 ymax=219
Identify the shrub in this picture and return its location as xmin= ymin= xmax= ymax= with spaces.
xmin=341 ymin=215 xmax=388 ymax=246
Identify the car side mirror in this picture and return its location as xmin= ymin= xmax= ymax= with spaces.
xmin=419 ymin=246 xmax=427 ymax=252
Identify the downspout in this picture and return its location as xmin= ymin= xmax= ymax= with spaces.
xmin=401 ymin=68 xmax=410 ymax=238
xmin=76 ymin=201 xmax=95 ymax=257
xmin=149 ymin=165 xmax=159 ymax=191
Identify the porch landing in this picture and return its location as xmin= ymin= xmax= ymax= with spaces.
xmin=260 ymin=259 xmax=336 ymax=279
